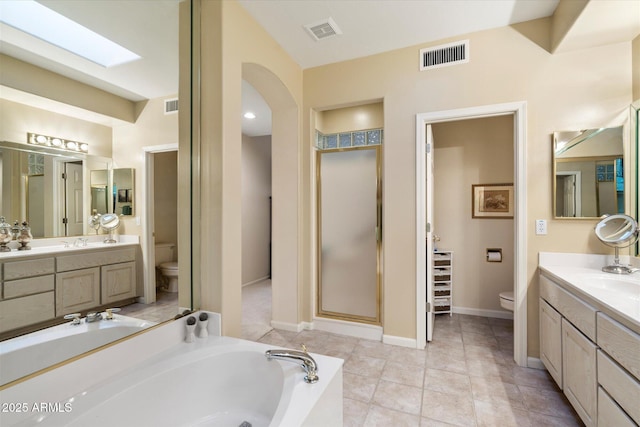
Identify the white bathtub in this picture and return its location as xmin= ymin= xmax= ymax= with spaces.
xmin=9 ymin=335 xmax=343 ymax=427
xmin=0 ymin=314 xmax=155 ymax=385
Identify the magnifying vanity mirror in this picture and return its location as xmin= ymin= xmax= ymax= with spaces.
xmin=594 ymin=214 xmax=639 ymax=274
xmin=553 ymin=126 xmax=624 ymax=219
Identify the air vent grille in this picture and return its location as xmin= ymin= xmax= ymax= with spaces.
xmin=420 ymin=40 xmax=469 ymax=71
xmin=304 ymin=17 xmax=342 ymax=41
xmin=164 ymin=98 xmax=178 ymax=115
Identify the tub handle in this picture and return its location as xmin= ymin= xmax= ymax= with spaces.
xmin=64 ymin=313 xmax=82 ymax=325
xmin=105 ymin=307 xmax=121 ymax=320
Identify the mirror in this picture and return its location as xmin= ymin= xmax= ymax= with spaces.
xmin=553 ymin=126 xmax=625 ymax=218
xmin=0 ymin=0 xmax=187 ymax=386
xmin=594 ymin=214 xmax=639 ymax=274
xmin=113 ymin=168 xmax=134 ymax=216
xmin=90 ymin=169 xmax=110 ymax=215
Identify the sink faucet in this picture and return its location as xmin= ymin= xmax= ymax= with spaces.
xmin=63 ymin=313 xmax=82 ymax=325
xmin=265 ymin=345 xmax=319 ymax=383
xmin=74 ymin=238 xmax=88 ymax=247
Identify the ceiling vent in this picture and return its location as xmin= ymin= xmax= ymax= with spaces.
xmin=164 ymin=98 xmax=178 ymax=115
xmin=420 ymin=40 xmax=469 ymax=71
xmin=304 ymin=17 xmax=342 ymax=41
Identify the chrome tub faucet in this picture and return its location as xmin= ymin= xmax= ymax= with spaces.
xmin=265 ymin=344 xmax=319 ymax=384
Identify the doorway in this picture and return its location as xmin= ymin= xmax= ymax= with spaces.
xmin=416 ymin=102 xmax=528 ymax=367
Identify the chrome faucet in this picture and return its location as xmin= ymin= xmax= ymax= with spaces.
xmin=74 ymin=237 xmax=88 ymax=247
xmin=265 ymin=345 xmax=319 ymax=384
xmin=85 ymin=312 xmax=103 ymax=323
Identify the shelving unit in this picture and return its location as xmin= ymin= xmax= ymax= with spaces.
xmin=433 ymin=250 xmax=453 ymax=315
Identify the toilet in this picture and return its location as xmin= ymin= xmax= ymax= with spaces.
xmin=499 ymin=291 xmax=514 ymax=311
xmin=155 ymin=242 xmax=179 ymax=293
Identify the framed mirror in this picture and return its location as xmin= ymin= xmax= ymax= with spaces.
xmin=113 ymin=168 xmax=134 ymax=216
xmin=553 ymin=126 xmax=624 ymax=218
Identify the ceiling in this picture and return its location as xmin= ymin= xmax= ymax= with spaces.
xmin=1 ymin=0 xmax=639 ymax=136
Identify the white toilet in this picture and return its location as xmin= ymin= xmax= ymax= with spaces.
xmin=155 ymin=242 xmax=179 ymax=293
xmin=499 ymin=291 xmax=514 ymax=311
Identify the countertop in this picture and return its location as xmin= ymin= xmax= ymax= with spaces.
xmin=539 ymin=252 xmax=640 ymax=333
xmin=0 ymin=235 xmax=139 ymax=260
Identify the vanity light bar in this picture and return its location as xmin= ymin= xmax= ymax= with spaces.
xmin=27 ymin=133 xmax=89 ymax=153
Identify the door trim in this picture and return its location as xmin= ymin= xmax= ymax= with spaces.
xmin=415 ymin=101 xmax=528 ymax=368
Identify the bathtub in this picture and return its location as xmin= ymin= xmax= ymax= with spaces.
xmin=8 ymin=334 xmax=343 ymax=427
xmin=0 ymin=314 xmax=156 ymax=385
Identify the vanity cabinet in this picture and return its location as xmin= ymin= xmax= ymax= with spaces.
xmin=101 ymin=261 xmax=136 ymax=305
xmin=56 ymin=268 xmax=101 ymax=316
xmin=0 ymin=244 xmax=139 ymax=336
xmin=539 ymin=271 xmax=640 ymax=427
xmin=0 ymin=257 xmax=56 ymax=333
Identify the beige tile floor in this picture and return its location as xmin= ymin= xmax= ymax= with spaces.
xmin=241 ymin=281 xmax=583 ymax=427
xmin=118 ymin=289 xmax=180 ymax=323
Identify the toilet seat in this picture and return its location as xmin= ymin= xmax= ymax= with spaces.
xmin=159 ymin=261 xmax=178 ymax=271
xmin=499 ymin=291 xmax=514 ymax=311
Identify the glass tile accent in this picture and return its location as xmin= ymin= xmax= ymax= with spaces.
xmin=366 ymin=130 xmax=381 ymax=145
xmin=339 ymin=133 xmax=352 ymax=148
xmin=28 ymin=153 xmax=45 ymax=175
xmin=315 ymin=128 xmax=382 ymax=151
xmin=353 ymin=132 xmax=366 ymax=146
xmin=325 ymin=134 xmax=338 ymax=149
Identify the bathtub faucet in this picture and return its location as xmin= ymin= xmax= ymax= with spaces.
xmin=265 ymin=345 xmax=319 ymax=384
xmin=85 ymin=312 xmax=103 ymax=323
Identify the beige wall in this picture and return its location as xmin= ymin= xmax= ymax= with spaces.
xmin=318 ymin=103 xmax=384 ymax=134
xmin=303 ymin=21 xmax=633 ymax=356
xmin=241 ymin=134 xmax=272 ymax=285
xmin=634 ymin=35 xmax=640 ymax=101
xmin=197 ymin=0 xmax=303 ymax=336
xmin=432 ymin=116 xmax=514 ymax=314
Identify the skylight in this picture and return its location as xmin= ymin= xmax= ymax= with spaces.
xmin=0 ymin=0 xmax=141 ymax=67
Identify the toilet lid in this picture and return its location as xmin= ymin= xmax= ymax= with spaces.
xmin=160 ymin=261 xmax=178 ymax=270
xmin=499 ymin=291 xmax=514 ymax=301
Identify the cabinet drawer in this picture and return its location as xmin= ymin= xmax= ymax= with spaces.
xmin=0 ymin=291 xmax=55 ymax=333
xmin=597 ymin=313 xmax=640 ymax=381
xmin=57 ymin=247 xmax=135 ymax=272
xmin=540 ymin=274 xmax=597 ymax=341
xmin=3 ymin=275 xmax=55 ymax=299
xmin=597 ymin=387 xmax=636 ymax=427
xmin=597 ymin=350 xmax=640 ymax=424
xmin=3 ymin=258 xmax=55 ymax=281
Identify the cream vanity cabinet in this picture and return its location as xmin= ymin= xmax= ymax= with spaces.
xmin=539 ymin=272 xmax=640 ymax=427
xmin=56 ymin=247 xmax=137 ymax=315
xmin=0 ymin=257 xmax=56 ymax=333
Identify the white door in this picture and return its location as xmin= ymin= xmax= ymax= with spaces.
xmin=426 ymin=124 xmax=435 ymax=341
xmin=65 ymin=162 xmax=84 ymax=236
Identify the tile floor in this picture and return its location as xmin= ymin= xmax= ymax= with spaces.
xmin=121 ymin=281 xmax=583 ymax=426
xmin=242 ymin=281 xmax=583 ymax=427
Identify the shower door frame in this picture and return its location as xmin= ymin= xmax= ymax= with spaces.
xmin=316 ymin=145 xmax=382 ymax=325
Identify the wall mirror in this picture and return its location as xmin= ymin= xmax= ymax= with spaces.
xmin=113 ymin=168 xmax=135 ymax=216
xmin=553 ymin=126 xmax=625 ymax=218
xmin=0 ymin=0 xmax=188 ymax=386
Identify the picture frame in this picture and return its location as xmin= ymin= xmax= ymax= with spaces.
xmin=472 ymin=183 xmax=514 ymax=218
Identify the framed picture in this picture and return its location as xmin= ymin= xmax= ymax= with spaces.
xmin=472 ymin=183 xmax=514 ymax=218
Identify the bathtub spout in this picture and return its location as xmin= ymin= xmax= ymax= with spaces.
xmin=265 ymin=348 xmax=319 ymax=384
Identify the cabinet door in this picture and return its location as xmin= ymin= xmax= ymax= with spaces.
xmin=101 ymin=262 xmax=136 ymax=305
xmin=56 ymin=268 xmax=101 ymax=316
xmin=540 ymin=298 xmax=563 ymax=388
xmin=598 ymin=387 xmax=635 ymax=427
xmin=562 ymin=318 xmax=597 ymax=427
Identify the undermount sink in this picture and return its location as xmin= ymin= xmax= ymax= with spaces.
xmin=572 ymin=272 xmax=640 ymax=301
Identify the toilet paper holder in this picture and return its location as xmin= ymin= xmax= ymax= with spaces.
xmin=486 ymin=248 xmax=502 ymax=262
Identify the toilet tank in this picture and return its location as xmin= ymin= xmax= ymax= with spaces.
xmin=155 ymin=242 xmax=176 ymax=266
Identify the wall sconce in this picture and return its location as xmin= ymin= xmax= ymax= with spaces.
xmin=27 ymin=132 xmax=89 ymax=153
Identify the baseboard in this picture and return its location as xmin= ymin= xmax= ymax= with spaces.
xmin=527 ymin=357 xmax=545 ymax=370
xmin=312 ymin=317 xmax=383 ymax=341
xmin=382 ymin=334 xmax=417 ymax=349
xmin=242 ymin=276 xmax=271 ymax=287
xmin=453 ymin=306 xmax=514 ymax=320
xmin=270 ymin=320 xmax=304 ymax=332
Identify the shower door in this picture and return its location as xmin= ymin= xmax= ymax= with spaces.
xmin=317 ymin=146 xmax=381 ymax=324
